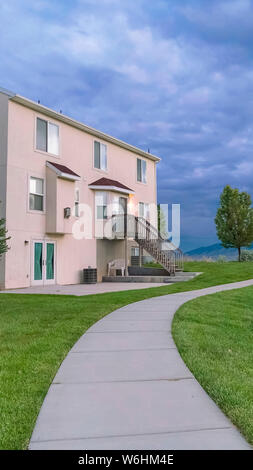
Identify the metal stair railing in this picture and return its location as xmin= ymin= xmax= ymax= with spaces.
xmin=110 ymin=214 xmax=184 ymax=275
xmin=134 ymin=216 xmax=182 ymax=275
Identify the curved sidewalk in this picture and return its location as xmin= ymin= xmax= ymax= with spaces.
xmin=29 ymin=279 xmax=253 ymax=450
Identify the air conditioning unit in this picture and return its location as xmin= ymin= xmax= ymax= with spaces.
xmin=64 ymin=207 xmax=71 ymax=218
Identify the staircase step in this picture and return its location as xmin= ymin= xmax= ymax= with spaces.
xmin=102 ymin=273 xmax=199 ymax=284
xmin=103 ymin=276 xmax=172 ymax=283
xmin=135 ymin=229 xmax=183 ymax=277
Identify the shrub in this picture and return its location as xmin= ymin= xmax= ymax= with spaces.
xmin=201 ymin=256 xmax=215 ymax=262
xmin=240 ymin=250 xmax=253 ymax=262
xmin=217 ymin=255 xmax=228 ymax=263
xmin=183 ymin=255 xmax=194 ymax=262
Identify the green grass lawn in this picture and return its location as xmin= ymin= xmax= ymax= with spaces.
xmin=172 ymin=286 xmax=253 ymax=444
xmin=1 ymin=260 xmax=253 ymax=449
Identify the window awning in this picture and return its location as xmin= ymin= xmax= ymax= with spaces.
xmin=88 ymin=177 xmax=135 ymax=195
xmin=46 ymin=161 xmax=80 ymax=181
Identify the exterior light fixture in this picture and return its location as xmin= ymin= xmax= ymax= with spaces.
xmin=64 ymin=207 xmax=71 ymax=218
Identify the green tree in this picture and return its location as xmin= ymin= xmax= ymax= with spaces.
xmin=215 ymin=185 xmax=253 ymax=261
xmin=0 ymin=209 xmax=10 ymax=257
xmin=157 ymin=204 xmax=168 ymax=239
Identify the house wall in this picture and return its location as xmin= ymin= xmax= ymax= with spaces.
xmin=0 ymin=93 xmax=9 ymax=288
xmin=45 ymin=167 xmax=57 ymax=234
xmin=3 ymin=98 xmax=158 ymax=288
xmin=46 ymin=168 xmax=77 ymax=234
xmin=96 ymin=239 xmax=126 ymax=281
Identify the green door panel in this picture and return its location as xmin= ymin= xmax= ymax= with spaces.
xmin=34 ymin=243 xmax=43 ymax=281
xmin=46 ymin=243 xmax=54 ymax=280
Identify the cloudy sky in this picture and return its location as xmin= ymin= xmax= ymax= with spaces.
xmin=1 ymin=0 xmax=253 ymax=250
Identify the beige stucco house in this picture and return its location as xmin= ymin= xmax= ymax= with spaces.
xmin=0 ymin=87 xmax=161 ymax=289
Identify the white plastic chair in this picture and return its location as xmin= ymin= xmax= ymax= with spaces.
xmin=107 ymin=259 xmax=125 ymax=276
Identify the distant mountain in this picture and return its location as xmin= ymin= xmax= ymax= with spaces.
xmin=185 ymin=243 xmax=253 ymax=260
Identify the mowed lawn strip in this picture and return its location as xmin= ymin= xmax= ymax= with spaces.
xmin=1 ymin=261 xmax=253 ymax=449
xmin=172 ymin=285 xmax=253 ymax=444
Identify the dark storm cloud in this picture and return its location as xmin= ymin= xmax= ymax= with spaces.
xmin=1 ymin=0 xmax=253 ymax=249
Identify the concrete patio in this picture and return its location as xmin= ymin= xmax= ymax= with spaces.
xmin=29 ymin=279 xmax=253 ymax=450
xmin=1 ymin=282 xmax=165 ymax=296
xmin=1 ymin=273 xmax=199 ymax=296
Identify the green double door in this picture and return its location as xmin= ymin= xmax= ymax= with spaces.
xmin=32 ymin=240 xmax=56 ymax=285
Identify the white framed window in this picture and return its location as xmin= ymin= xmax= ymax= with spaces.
xmin=137 ymin=158 xmax=147 ymax=183
xmin=29 ymin=177 xmax=44 ymax=211
xmin=112 ymin=195 xmax=120 ymax=216
xmin=75 ymin=188 xmax=80 ymax=217
xmin=36 ymin=117 xmax=59 ymax=155
xmin=139 ymin=202 xmax=149 ymax=220
xmin=131 ymin=246 xmax=140 ymax=256
xmin=95 ymin=191 xmax=108 ymax=219
xmin=97 ymin=205 xmax=107 ymax=219
xmin=94 ymin=141 xmax=107 ymax=170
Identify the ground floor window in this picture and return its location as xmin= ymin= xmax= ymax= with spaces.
xmin=131 ymin=246 xmax=140 ymax=256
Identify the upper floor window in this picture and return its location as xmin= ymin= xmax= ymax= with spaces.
xmin=137 ymin=158 xmax=147 ymax=183
xmin=36 ymin=118 xmax=59 ymax=155
xmin=96 ymin=191 xmax=108 ymax=219
xmin=94 ymin=141 xmax=107 ymax=171
xmin=75 ymin=188 xmax=80 ymax=217
xmin=139 ymin=202 xmax=149 ymax=220
xmin=97 ymin=205 xmax=107 ymax=220
xmin=29 ymin=177 xmax=44 ymax=211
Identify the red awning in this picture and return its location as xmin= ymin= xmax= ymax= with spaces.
xmin=46 ymin=161 xmax=80 ymax=180
xmin=88 ymin=177 xmax=134 ymax=194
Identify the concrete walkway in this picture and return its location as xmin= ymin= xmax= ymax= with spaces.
xmin=29 ymin=279 xmax=253 ymax=450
